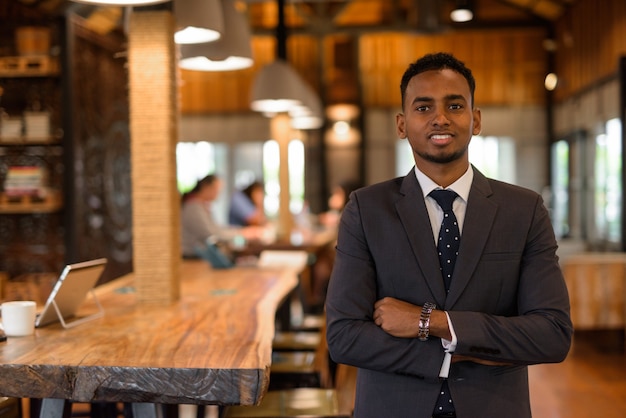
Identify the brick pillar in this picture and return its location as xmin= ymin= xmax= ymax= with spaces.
xmin=128 ymin=10 xmax=180 ymax=304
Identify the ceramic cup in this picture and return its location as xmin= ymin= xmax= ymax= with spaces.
xmin=1 ymin=300 xmax=37 ymax=337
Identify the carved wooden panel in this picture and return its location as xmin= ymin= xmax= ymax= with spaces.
xmin=66 ymin=17 xmax=132 ymax=283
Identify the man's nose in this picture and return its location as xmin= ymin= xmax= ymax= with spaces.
xmin=432 ymin=111 xmax=451 ymax=126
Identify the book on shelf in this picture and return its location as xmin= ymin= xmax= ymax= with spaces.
xmin=3 ymin=165 xmax=48 ymax=197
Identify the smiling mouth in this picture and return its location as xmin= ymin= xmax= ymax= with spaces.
xmin=430 ymin=134 xmax=453 ymax=145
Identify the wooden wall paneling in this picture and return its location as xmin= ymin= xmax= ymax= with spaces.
xmin=617 ymin=0 xmax=626 ymax=53
xmin=363 ymin=34 xmax=380 ymax=106
xmin=289 ymin=35 xmax=320 ymax=93
xmin=179 ymin=37 xmax=273 ymax=114
xmin=554 ymin=0 xmax=626 ymax=102
xmin=179 ymin=70 xmax=202 ymax=113
xmin=323 ymin=34 xmax=360 ymax=104
xmin=212 ymin=73 xmax=229 ymax=111
xmin=177 ymin=1 xmax=626 ymax=112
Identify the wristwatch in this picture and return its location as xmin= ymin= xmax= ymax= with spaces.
xmin=418 ymin=302 xmax=437 ymax=341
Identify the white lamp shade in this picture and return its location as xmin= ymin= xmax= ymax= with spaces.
xmin=70 ymin=0 xmax=169 ymax=4
xmin=450 ymin=0 xmax=474 ymax=22
xmin=290 ymin=84 xmax=323 ymax=130
xmin=175 ymin=0 xmax=224 ymax=44
xmin=179 ymin=0 xmax=253 ymax=71
xmin=250 ymin=59 xmax=308 ymax=114
xmin=450 ymin=8 xmax=473 ymax=22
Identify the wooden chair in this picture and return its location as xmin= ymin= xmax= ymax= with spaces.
xmin=269 ymin=315 xmax=332 ymax=390
xmin=272 ymin=330 xmax=322 ymax=351
xmin=222 ymin=363 xmax=357 ymax=418
xmin=223 ymin=317 xmax=356 ymax=417
xmin=290 ymin=313 xmax=325 ymax=332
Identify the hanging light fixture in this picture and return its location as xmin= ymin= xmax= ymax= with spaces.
xmin=450 ymin=0 xmax=474 ymax=23
xmin=250 ymin=0 xmax=319 ymax=115
xmin=290 ymin=84 xmax=323 ymax=130
xmin=179 ymin=0 xmax=253 ymax=71
xmin=69 ymin=0 xmax=169 ymax=5
xmin=174 ymin=0 xmax=224 ymax=44
xmin=250 ymin=59 xmax=309 ymax=115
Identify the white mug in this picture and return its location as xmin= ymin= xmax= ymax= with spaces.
xmin=1 ymin=300 xmax=37 ymax=337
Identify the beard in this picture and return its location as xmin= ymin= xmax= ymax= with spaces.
xmin=416 ymin=145 xmax=468 ymax=164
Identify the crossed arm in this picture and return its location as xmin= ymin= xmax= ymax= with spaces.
xmin=374 ymin=297 xmax=511 ymax=366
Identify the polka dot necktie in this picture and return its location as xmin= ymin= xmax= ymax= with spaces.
xmin=429 ymin=189 xmax=460 ymax=293
xmin=429 ymin=189 xmax=460 ymax=416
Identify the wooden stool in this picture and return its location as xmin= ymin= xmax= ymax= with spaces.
xmin=223 ymin=363 xmax=357 ymax=418
xmin=0 ymin=397 xmax=21 ymax=418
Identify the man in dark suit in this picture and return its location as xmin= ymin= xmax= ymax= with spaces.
xmin=325 ymin=52 xmax=573 ymax=418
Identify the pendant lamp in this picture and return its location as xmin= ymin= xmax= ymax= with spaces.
xmin=178 ymin=0 xmax=253 ymax=71
xmin=450 ymin=0 xmax=474 ymax=22
xmin=250 ymin=59 xmax=307 ymax=115
xmin=175 ymin=0 xmax=224 ymax=44
xmin=290 ymin=83 xmax=323 ymax=130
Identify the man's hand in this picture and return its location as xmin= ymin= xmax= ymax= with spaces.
xmin=373 ymin=297 xmax=421 ymax=338
xmin=374 ymin=297 xmax=452 ymax=340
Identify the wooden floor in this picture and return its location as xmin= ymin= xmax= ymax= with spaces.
xmin=529 ymin=330 xmax=626 ymax=417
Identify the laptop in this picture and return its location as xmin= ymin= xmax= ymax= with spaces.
xmin=35 ymin=258 xmax=107 ymax=329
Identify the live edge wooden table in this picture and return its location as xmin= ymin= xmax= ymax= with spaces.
xmin=0 ymin=260 xmax=299 ymax=418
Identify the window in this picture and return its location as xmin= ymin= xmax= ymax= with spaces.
xmin=262 ymin=138 xmax=305 ymax=219
xmin=175 ymin=141 xmax=228 ymax=224
xmin=176 ymin=141 xmax=218 ymax=194
xmin=594 ymin=118 xmax=622 ymax=245
xmin=551 ymin=140 xmax=570 ymax=238
xmin=177 ymin=137 xmax=305 ymax=226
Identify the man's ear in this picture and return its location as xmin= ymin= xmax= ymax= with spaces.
xmin=472 ymin=107 xmax=482 ymax=135
xmin=396 ymin=112 xmax=407 ymax=139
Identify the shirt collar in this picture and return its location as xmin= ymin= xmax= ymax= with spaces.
xmin=413 ymin=164 xmax=473 ymax=203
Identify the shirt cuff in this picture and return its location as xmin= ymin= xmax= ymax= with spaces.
xmin=439 ymin=311 xmax=457 ymax=378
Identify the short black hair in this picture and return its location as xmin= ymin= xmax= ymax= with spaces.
xmin=400 ymin=52 xmax=476 ymax=109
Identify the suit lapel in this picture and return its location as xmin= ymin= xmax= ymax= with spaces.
xmin=396 ymin=173 xmax=448 ymax=307
xmin=445 ymin=168 xmax=498 ymax=308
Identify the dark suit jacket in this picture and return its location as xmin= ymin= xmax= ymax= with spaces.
xmin=325 ymin=167 xmax=573 ymax=418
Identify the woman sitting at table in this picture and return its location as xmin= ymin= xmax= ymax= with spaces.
xmin=181 ymin=174 xmax=226 ymax=258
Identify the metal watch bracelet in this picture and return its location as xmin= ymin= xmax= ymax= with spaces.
xmin=418 ymin=302 xmax=437 ymax=341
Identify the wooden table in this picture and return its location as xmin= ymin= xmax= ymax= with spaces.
xmin=0 ymin=260 xmax=299 ymax=417
xmin=561 ymin=252 xmax=626 ymax=331
xmin=234 ymin=226 xmax=337 ymax=314
xmin=233 ymin=226 xmax=336 ymax=256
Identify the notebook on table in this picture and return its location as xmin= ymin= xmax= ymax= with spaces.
xmin=35 ymin=258 xmax=107 ymax=329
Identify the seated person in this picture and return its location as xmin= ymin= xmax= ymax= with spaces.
xmin=228 ymin=181 xmax=267 ymax=227
xmin=181 ymin=174 xmax=226 ymax=258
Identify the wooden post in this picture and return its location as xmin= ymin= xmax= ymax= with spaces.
xmin=128 ymin=11 xmax=180 ymax=304
xmin=272 ymin=113 xmax=294 ymax=240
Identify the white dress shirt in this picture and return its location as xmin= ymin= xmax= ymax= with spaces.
xmin=414 ymin=164 xmax=474 ymax=378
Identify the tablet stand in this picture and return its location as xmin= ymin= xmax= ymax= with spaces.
xmin=50 ymin=289 xmax=105 ymax=329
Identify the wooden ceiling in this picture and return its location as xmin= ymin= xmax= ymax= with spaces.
xmin=246 ymin=0 xmax=576 ymax=34
xmin=8 ymin=0 xmax=577 ymax=35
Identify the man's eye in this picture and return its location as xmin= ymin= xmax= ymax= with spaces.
xmin=449 ymin=103 xmax=464 ymax=110
xmin=416 ymin=105 xmax=429 ymax=112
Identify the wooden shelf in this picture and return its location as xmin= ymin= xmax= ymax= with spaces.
xmin=0 ymin=55 xmax=59 ymax=77
xmin=0 ymin=136 xmax=61 ymax=145
xmin=0 ymin=191 xmax=62 ymax=214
